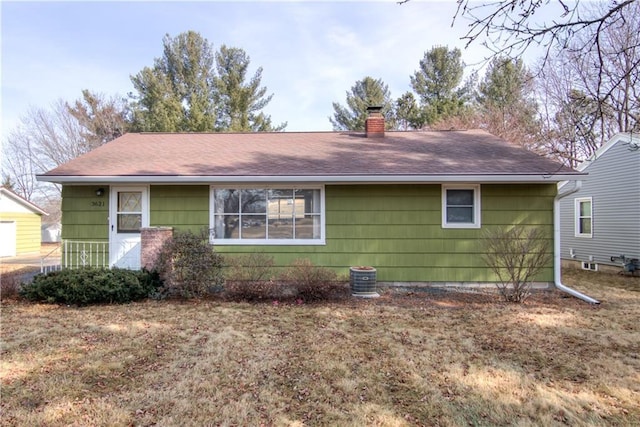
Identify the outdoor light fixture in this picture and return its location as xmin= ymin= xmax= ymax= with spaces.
xmin=95 ymin=188 xmax=105 ymax=197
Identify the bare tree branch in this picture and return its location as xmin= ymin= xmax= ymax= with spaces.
xmin=449 ymin=0 xmax=638 ymax=101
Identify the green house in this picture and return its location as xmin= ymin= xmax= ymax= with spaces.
xmin=37 ymin=112 xmax=584 ymax=288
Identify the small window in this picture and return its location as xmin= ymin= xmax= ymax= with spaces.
xmin=442 ymin=185 xmax=481 ymax=228
xmin=575 ymin=197 xmax=593 ymax=238
xmin=581 ymin=261 xmax=598 ymax=271
xmin=116 ymin=191 xmax=142 ymax=233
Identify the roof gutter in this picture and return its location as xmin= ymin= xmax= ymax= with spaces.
xmin=553 ymin=180 xmax=600 ymax=304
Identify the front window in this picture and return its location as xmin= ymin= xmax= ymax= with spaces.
xmin=442 ymin=185 xmax=481 ymax=228
xmin=575 ymin=197 xmax=593 ymax=238
xmin=211 ymin=186 xmax=324 ymax=244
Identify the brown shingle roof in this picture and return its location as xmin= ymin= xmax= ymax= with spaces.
xmin=39 ymin=129 xmax=581 ymax=182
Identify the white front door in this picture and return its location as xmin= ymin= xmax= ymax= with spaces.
xmin=109 ymin=187 xmax=148 ymax=269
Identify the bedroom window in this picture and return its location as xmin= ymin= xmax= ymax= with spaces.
xmin=575 ymin=197 xmax=592 ymax=238
xmin=442 ymin=184 xmax=481 ymax=228
xmin=210 ymin=186 xmax=324 ymax=244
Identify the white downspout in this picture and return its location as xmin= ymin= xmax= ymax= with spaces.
xmin=554 ymin=180 xmax=600 ymax=304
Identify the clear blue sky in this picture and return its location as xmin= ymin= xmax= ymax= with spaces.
xmin=1 ymin=0 xmax=538 ymax=140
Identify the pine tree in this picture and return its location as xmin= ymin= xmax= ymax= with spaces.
xmin=329 ymin=76 xmax=395 ymax=131
xmin=214 ymin=45 xmax=286 ymax=132
xmin=410 ymin=46 xmax=468 ymax=125
xmin=130 ymin=31 xmax=217 ymax=132
xmin=475 ymin=56 xmax=540 ymax=145
xmin=395 ymin=92 xmax=425 ymax=130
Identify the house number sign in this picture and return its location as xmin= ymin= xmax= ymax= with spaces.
xmin=91 ymin=201 xmax=105 ymax=207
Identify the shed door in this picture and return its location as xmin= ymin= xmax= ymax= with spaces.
xmin=0 ymin=221 xmax=17 ymax=257
xmin=109 ymin=187 xmax=148 ymax=269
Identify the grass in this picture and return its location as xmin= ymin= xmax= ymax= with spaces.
xmin=1 ymin=269 xmax=639 ymax=426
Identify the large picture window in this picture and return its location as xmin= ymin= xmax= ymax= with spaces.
xmin=442 ymin=184 xmax=481 ymax=228
xmin=210 ymin=186 xmax=324 ymax=244
xmin=575 ymin=197 xmax=592 ymax=238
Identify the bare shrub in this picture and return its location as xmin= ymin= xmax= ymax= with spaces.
xmin=224 ymin=257 xmax=348 ymax=302
xmin=0 ymin=272 xmax=23 ymax=301
xmin=226 ymin=253 xmax=275 ymax=283
xmin=482 ymin=227 xmax=552 ymax=303
xmin=224 ymin=279 xmax=286 ymax=302
xmin=224 ymin=253 xmax=282 ymax=301
xmin=157 ymin=229 xmax=224 ymax=298
xmin=280 ymin=258 xmax=348 ymax=302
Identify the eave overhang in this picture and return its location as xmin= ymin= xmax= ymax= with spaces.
xmin=0 ymin=187 xmax=49 ymax=215
xmin=37 ymin=173 xmax=586 ymax=185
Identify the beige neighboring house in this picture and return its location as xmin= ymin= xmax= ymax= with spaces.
xmin=0 ymin=187 xmax=48 ymax=257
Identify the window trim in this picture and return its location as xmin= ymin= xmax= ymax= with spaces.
xmin=209 ymin=184 xmax=325 ymax=245
xmin=574 ymin=197 xmax=593 ymax=238
xmin=441 ymin=184 xmax=481 ymax=229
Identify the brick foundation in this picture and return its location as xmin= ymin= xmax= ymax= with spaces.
xmin=141 ymin=227 xmax=173 ymax=271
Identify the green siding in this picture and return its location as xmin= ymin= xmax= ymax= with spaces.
xmin=59 ymin=183 xmax=556 ymax=282
xmin=218 ymin=184 xmax=556 ymax=283
xmin=150 ymin=185 xmax=209 ymax=233
xmin=61 ymin=184 xmax=210 ymax=238
xmin=60 ymin=186 xmax=109 ymax=267
xmin=61 ymin=186 xmax=109 ymax=241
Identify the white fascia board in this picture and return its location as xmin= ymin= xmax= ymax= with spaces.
xmin=575 ymin=132 xmax=639 ymax=172
xmin=559 ymin=132 xmax=639 ymax=189
xmin=0 ymin=187 xmax=48 ymax=215
xmin=37 ymin=174 xmax=584 ymax=184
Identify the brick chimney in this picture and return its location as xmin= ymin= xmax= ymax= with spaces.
xmin=365 ymin=106 xmax=385 ymax=138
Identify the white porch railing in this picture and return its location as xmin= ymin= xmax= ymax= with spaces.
xmin=40 ymin=240 xmax=147 ymax=273
xmin=62 ymin=240 xmax=109 ymax=269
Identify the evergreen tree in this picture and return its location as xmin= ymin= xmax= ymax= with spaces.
xmin=477 ymin=57 xmax=536 ymax=112
xmin=329 ymin=76 xmax=395 ymax=131
xmin=410 ymin=46 xmax=467 ymax=125
xmin=214 ymin=45 xmax=286 ymax=132
xmin=395 ymin=92 xmax=425 ymax=130
xmin=131 ymin=67 xmax=184 ymax=132
xmin=475 ymin=56 xmax=539 ymax=145
xmin=130 ymin=31 xmax=218 ymax=132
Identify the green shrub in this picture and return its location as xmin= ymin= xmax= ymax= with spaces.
xmin=20 ymin=268 xmax=162 ymax=305
xmin=157 ymin=229 xmax=225 ymax=298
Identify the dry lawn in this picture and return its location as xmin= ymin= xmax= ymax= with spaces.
xmin=1 ymin=269 xmax=639 ymax=426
